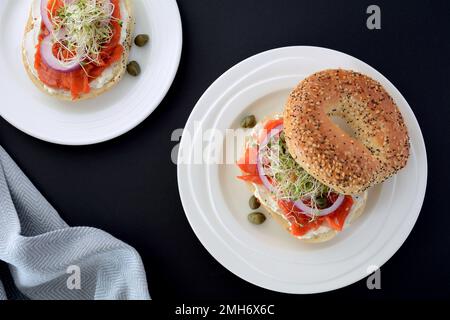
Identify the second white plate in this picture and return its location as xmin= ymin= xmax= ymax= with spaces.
xmin=178 ymin=46 xmax=427 ymax=294
xmin=0 ymin=0 xmax=182 ymax=145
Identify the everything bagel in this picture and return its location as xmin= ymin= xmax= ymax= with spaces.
xmin=284 ymin=69 xmax=410 ymax=194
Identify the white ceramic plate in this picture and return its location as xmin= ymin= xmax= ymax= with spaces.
xmin=177 ymin=46 xmax=427 ymax=294
xmin=0 ymin=0 xmax=182 ymax=145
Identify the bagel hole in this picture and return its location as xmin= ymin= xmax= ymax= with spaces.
xmin=330 ymin=115 xmax=357 ymax=138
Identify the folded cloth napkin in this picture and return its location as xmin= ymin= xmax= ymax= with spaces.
xmin=0 ymin=146 xmax=150 ymax=300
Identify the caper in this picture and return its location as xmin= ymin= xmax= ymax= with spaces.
xmin=249 ymin=195 xmax=261 ymax=210
xmin=240 ymin=115 xmax=257 ymax=128
xmin=248 ymin=212 xmax=266 ymax=225
xmin=134 ymin=34 xmax=150 ymax=47
xmin=127 ymin=61 xmax=141 ymax=76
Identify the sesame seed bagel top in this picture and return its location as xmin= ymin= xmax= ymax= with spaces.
xmin=283 ymin=69 xmax=410 ymax=194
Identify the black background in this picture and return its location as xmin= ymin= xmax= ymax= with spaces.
xmin=1 ymin=0 xmax=449 ymax=300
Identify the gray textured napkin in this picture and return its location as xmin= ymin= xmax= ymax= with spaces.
xmin=0 ymin=146 xmax=150 ymax=300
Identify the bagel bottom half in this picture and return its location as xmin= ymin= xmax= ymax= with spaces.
xmin=246 ymin=183 xmax=368 ymax=243
xmin=22 ymin=0 xmax=134 ymax=101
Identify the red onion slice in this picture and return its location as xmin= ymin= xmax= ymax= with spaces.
xmin=41 ymin=0 xmax=78 ymax=31
xmin=41 ymin=0 xmax=53 ymax=31
xmin=40 ymin=33 xmax=81 ymax=72
xmin=294 ymin=194 xmax=345 ymax=217
xmin=256 ymin=124 xmax=283 ymax=193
